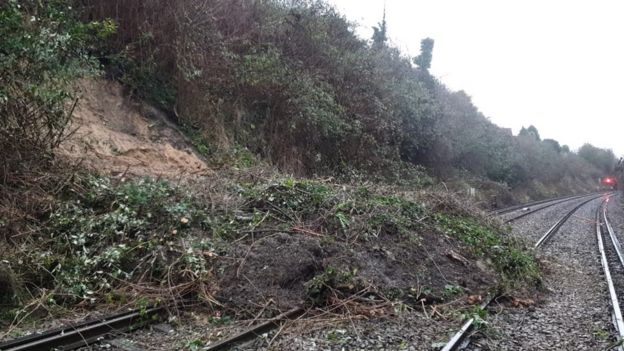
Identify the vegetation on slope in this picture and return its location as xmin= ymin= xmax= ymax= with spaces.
xmin=0 ymin=0 xmax=113 ymax=179
xmin=81 ymin=0 xmax=616 ymax=189
xmin=1 ymin=173 xmax=539 ymax=327
xmin=0 ymin=0 xmax=612 ymax=336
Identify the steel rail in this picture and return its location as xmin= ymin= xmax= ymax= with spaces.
xmin=505 ymin=193 xmax=608 ymax=224
xmin=534 ymin=195 xmax=604 ymax=248
xmin=0 ymin=304 xmax=302 ymax=351
xmin=489 ymin=193 xmax=589 ymax=216
xmin=440 ymin=296 xmax=495 ymax=351
xmin=604 ymin=203 xmax=624 ymax=268
xmin=440 ymin=193 xmax=606 ymax=350
xmin=596 ymin=197 xmax=624 ymax=350
xmin=203 ymin=307 xmax=304 ymax=351
xmin=0 ymin=305 xmax=167 ymax=351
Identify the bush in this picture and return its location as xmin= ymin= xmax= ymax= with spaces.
xmin=81 ymin=0 xmax=611 ymax=189
xmin=435 ymin=213 xmax=541 ymax=287
xmin=0 ymin=0 xmax=113 ymax=180
xmin=8 ymin=176 xmax=211 ymax=305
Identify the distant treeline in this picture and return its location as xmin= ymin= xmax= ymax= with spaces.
xmin=11 ymin=0 xmax=614 ymax=188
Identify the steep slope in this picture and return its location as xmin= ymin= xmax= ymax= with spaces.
xmin=58 ymin=79 xmax=209 ymax=177
xmin=2 ymin=78 xmax=540 ymax=348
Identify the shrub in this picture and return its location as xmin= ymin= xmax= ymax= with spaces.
xmin=80 ymin=0 xmax=610 ymax=188
xmin=435 ymin=213 xmax=541 ymax=287
xmin=9 ymin=176 xmax=211 ymax=305
xmin=0 ymin=0 xmax=113 ymax=180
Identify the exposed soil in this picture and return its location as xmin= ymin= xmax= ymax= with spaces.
xmin=217 ymin=229 xmax=496 ymax=314
xmin=58 ymin=79 xmax=210 ymax=177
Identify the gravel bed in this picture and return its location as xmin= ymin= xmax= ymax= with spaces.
xmin=601 ymin=193 xmax=624 ymax=342
xmin=497 ymin=194 xmax=592 ymax=223
xmin=81 ymin=308 xmax=462 ymax=350
xmin=231 ymin=311 xmax=459 ymax=351
xmin=74 ymin=308 xmax=254 ymax=351
xmin=506 ymin=195 xmax=603 ymax=244
xmin=468 ymin=196 xmax=616 ymax=350
xmin=607 ymin=193 xmax=624 ymax=245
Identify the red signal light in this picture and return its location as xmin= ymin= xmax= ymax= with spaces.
xmin=606 ymin=178 xmax=613 ymax=183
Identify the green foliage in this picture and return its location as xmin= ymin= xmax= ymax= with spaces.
xmin=578 ymin=143 xmax=617 ymax=174
xmin=241 ymin=178 xmax=427 ymax=239
xmin=442 ymin=284 xmax=464 ymax=299
xmin=519 ymin=125 xmax=541 ymax=141
xmin=184 ymin=339 xmax=205 ymax=351
xmin=208 ymin=314 xmax=232 ymax=326
xmin=237 ymin=47 xmax=289 ymax=88
xmin=371 ymin=8 xmax=388 ymax=49
xmin=107 ymin=42 xmax=177 ymax=111
xmin=246 ymin=178 xmax=332 ymax=217
xmin=78 ymin=0 xmax=611 ymax=189
xmin=183 ymin=126 xmax=258 ymax=169
xmin=81 ymin=0 xmax=436 ymax=178
xmin=428 ymin=88 xmax=605 ymax=189
xmin=491 ymin=244 xmax=541 ymax=286
xmin=460 ymin=305 xmax=488 ymax=329
xmin=542 ymin=138 xmax=562 ymax=153
xmin=593 ymin=327 xmax=611 ymax=341
xmin=414 ymin=38 xmax=435 ymax=71
xmin=9 ymin=176 xmax=209 ymax=304
xmin=435 ymin=214 xmax=540 ymax=287
xmin=435 ymin=214 xmax=500 ymax=256
xmin=304 ymin=266 xmax=358 ymax=305
xmin=0 ymin=0 xmax=109 ymax=176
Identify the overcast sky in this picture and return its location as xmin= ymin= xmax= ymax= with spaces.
xmin=328 ymin=0 xmax=624 ymax=156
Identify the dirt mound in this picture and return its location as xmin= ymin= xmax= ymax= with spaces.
xmin=58 ymin=79 xmax=209 ymax=177
xmin=49 ymin=80 xmax=527 ymax=326
xmin=217 ymin=233 xmax=325 ymax=309
xmin=217 ymin=229 xmax=496 ymax=312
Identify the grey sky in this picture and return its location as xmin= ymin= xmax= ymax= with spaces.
xmin=329 ymin=0 xmax=624 ymax=156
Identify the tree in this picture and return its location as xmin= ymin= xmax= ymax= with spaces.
xmin=542 ymin=138 xmax=561 ymax=153
xmin=527 ymin=125 xmax=540 ymax=141
xmin=518 ymin=125 xmax=540 ymax=141
xmin=578 ymin=143 xmax=616 ymax=174
xmin=0 ymin=0 xmax=110 ymax=178
xmin=414 ymin=37 xmax=434 ymax=71
xmin=371 ymin=7 xmax=387 ymax=49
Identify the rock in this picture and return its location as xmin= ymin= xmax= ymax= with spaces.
xmin=152 ymin=323 xmax=175 ymax=334
xmin=107 ymin=338 xmax=144 ymax=351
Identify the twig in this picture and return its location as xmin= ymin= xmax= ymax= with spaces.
xmin=266 ymin=317 xmax=290 ymax=348
xmin=292 ymin=226 xmax=324 ymax=237
xmin=246 ymin=299 xmax=275 ymax=327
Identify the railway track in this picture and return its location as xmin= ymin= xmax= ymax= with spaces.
xmin=0 ymin=303 xmax=302 ymax=351
xmin=596 ymin=196 xmax=624 ymax=349
xmin=0 ymin=305 xmax=168 ymax=351
xmin=1 ymin=192 xmax=616 ymax=351
xmin=501 ymin=192 xmax=606 ymax=224
xmin=490 ymin=193 xmax=589 ymax=216
xmin=441 ymin=192 xmax=612 ymax=350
